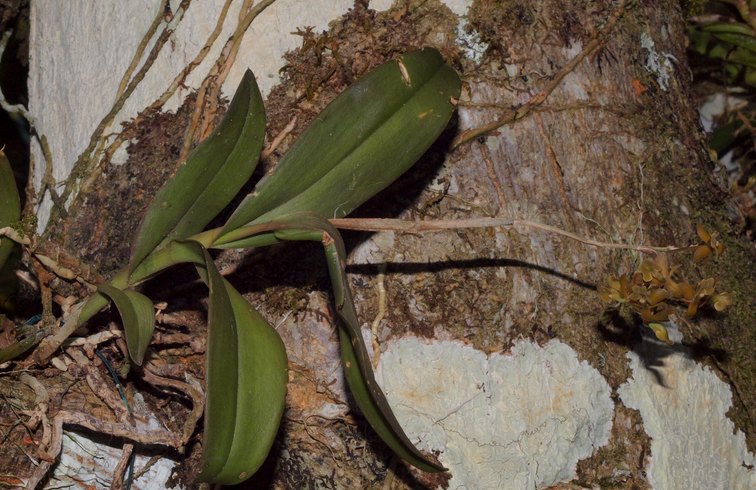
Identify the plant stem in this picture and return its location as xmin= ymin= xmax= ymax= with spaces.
xmin=328 ymin=217 xmax=689 ymax=255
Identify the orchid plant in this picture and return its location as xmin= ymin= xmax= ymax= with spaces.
xmin=0 ymin=48 xmax=460 ymax=484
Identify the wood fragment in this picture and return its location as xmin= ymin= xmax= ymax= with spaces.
xmin=109 ymin=443 xmax=134 ymax=490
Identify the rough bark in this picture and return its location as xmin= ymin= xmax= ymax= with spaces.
xmin=2 ymin=0 xmax=753 ymax=488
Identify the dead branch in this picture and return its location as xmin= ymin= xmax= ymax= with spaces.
xmin=142 ymin=367 xmax=204 ymax=446
xmin=109 ymin=443 xmax=134 ymax=490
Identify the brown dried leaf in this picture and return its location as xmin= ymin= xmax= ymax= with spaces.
xmin=648 ymin=323 xmax=671 ymax=343
xmin=664 ymin=278 xmax=683 ymax=298
xmin=640 ymin=306 xmax=670 ymax=323
xmin=686 ymin=301 xmax=699 ymax=318
xmin=639 ymin=260 xmax=656 ymax=282
xmin=680 ymin=281 xmax=695 ymax=301
xmin=654 ymin=253 xmax=670 ymax=279
xmin=712 ymin=292 xmax=733 ymax=311
xmin=648 ymin=288 xmax=670 ymax=306
xmin=693 ymin=244 xmax=711 ymax=264
xmin=697 ymin=277 xmax=716 ymax=298
xmin=696 ymin=223 xmax=711 ymax=243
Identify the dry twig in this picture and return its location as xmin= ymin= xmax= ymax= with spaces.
xmin=181 ymin=0 xmax=278 ymax=158
xmin=54 ymin=0 xmax=192 ymax=230
xmin=262 ymin=116 xmax=298 ymax=159
xmin=110 ymin=443 xmax=134 ymax=490
xmin=142 ymin=367 xmax=204 ymax=446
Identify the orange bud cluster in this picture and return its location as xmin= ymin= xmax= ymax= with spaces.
xmin=693 ymin=223 xmax=725 ymax=263
xmin=599 ymin=225 xmax=732 ymax=325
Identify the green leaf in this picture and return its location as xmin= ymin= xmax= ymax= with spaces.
xmin=712 ymin=32 xmax=756 ymax=52
xmin=709 ymin=119 xmax=743 ymax=153
xmin=728 ymin=46 xmax=756 ymax=68
xmin=97 ymin=284 xmax=155 ymax=365
xmin=0 ymin=150 xmax=21 ymax=271
xmin=746 ymin=65 xmax=756 ymax=86
xmin=217 ymin=48 xmax=461 ymax=244
xmin=689 ymin=29 xmax=712 ymax=55
xmin=129 ymin=234 xmax=211 ymax=284
xmin=708 ymin=41 xmax=732 ymax=60
xmin=129 ymin=70 xmax=266 ymax=272
xmin=189 ymin=244 xmax=288 ymax=485
xmin=702 ymin=22 xmax=756 ymax=37
xmin=77 ymin=232 xmax=216 ymax=342
xmin=260 ymin=213 xmax=444 ymax=472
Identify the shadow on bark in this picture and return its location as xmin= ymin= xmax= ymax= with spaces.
xmin=596 ymin=309 xmax=728 ymax=387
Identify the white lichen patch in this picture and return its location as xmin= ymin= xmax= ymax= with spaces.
xmin=456 ymin=17 xmax=488 ymax=63
xmin=377 ymin=338 xmax=613 ymax=488
xmin=640 ymin=32 xmax=676 ymax=91
xmin=618 ymin=346 xmax=756 ymax=489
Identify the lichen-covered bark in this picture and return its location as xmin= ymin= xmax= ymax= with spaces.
xmin=8 ymin=0 xmax=754 ymax=488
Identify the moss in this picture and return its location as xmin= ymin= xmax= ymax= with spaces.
xmin=47 ymin=93 xmax=223 ymax=277
xmin=575 ymin=403 xmax=651 ymax=488
xmin=469 ymin=0 xmax=604 ymax=62
xmin=680 ymin=0 xmax=707 ymax=17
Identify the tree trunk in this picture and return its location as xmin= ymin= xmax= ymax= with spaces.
xmin=2 ymin=0 xmax=753 ymax=488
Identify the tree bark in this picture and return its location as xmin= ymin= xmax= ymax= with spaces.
xmin=2 ymin=0 xmax=753 ymax=488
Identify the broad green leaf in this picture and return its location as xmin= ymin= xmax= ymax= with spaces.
xmin=129 ymin=70 xmax=266 ymax=271
xmin=264 ymin=213 xmax=444 ymax=472
xmin=194 ymin=245 xmax=236 ymax=481
xmin=708 ymin=41 xmax=731 ymax=60
xmin=97 ymin=239 xmax=286 ymax=483
xmin=728 ymin=46 xmax=756 ymax=68
xmin=78 ymin=269 xmax=130 ymax=332
xmin=688 ymin=29 xmax=712 ymax=55
xmin=702 ymin=22 xmax=756 ymax=37
xmin=97 ymin=284 xmax=155 ymax=365
xmin=709 ymin=119 xmax=743 ymax=153
xmin=712 ymin=32 xmax=756 ymax=53
xmin=0 ymin=320 xmax=49 ymax=364
xmin=746 ymin=65 xmax=756 ymax=86
xmin=217 ymin=48 xmax=461 ymax=244
xmin=189 ymin=244 xmax=288 ymax=485
xmin=0 ymin=150 xmax=21 ymax=271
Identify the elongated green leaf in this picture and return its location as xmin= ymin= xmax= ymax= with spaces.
xmin=217 ymin=48 xmax=461 ymax=244
xmin=0 ymin=150 xmax=21 ymax=270
xmin=77 ymin=232 xmax=216 ymax=343
xmin=129 ymin=234 xmax=211 ymax=284
xmin=713 ymin=32 xmax=756 ymax=52
xmin=186 ymin=244 xmax=287 ymax=485
xmin=702 ymin=22 xmax=756 ymax=37
xmin=195 ymin=245 xmax=236 ymax=480
xmin=97 ymin=284 xmax=155 ymax=365
xmin=728 ymin=46 xmax=756 ymax=68
xmin=129 ymin=70 xmax=266 ymax=271
xmin=263 ymin=213 xmax=444 ymax=472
